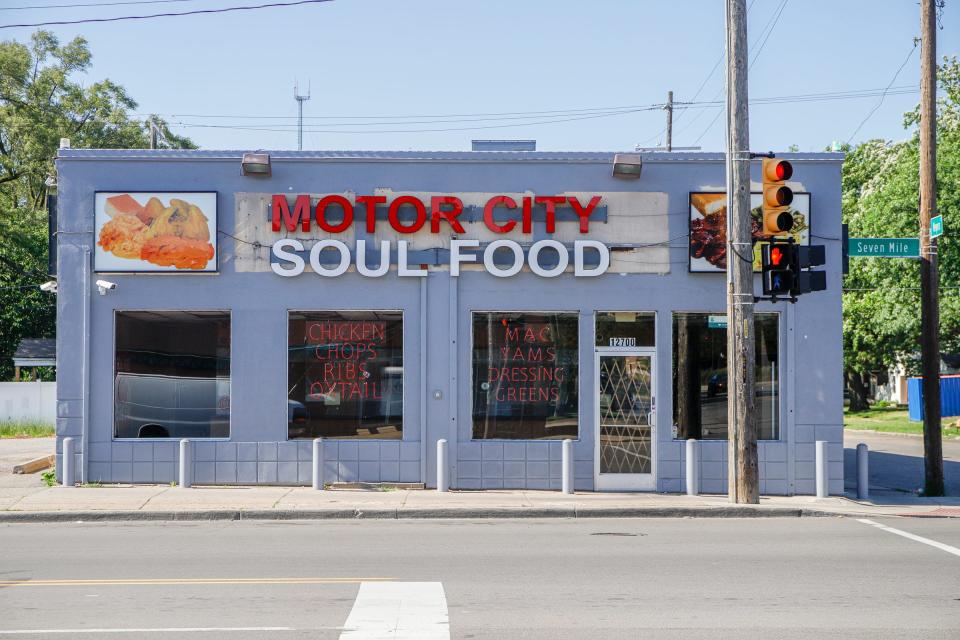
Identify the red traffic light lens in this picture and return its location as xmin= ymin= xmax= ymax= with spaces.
xmin=774 ymin=160 xmax=792 ymax=180
xmin=771 ymin=246 xmax=784 ymax=266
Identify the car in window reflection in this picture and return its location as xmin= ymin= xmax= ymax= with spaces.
xmin=114 ymin=372 xmax=229 ymax=438
xmin=707 ymin=372 xmax=727 ymax=397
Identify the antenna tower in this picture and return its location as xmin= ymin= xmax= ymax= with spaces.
xmin=294 ymin=80 xmax=311 ymax=151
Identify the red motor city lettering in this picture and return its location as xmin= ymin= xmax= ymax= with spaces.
xmin=271 ymin=194 xmax=602 ymax=235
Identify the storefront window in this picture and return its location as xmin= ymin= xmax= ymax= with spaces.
xmin=472 ymin=312 xmax=578 ymax=440
xmin=288 ymin=311 xmax=403 ymax=439
xmin=114 ymin=311 xmax=230 ymax=439
xmin=595 ymin=312 xmax=655 ymax=347
xmin=672 ymin=313 xmax=779 ymax=440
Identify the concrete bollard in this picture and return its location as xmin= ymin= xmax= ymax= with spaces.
xmin=685 ymin=438 xmax=699 ymax=496
xmin=856 ymin=443 xmax=869 ymax=500
xmin=179 ymin=439 xmax=192 ymax=488
xmin=62 ymin=437 xmax=75 ymax=487
xmin=815 ymin=440 xmax=828 ymax=498
xmin=312 ymin=438 xmax=324 ymax=490
xmin=561 ymin=439 xmax=574 ymax=494
xmin=437 ymin=439 xmax=449 ymax=492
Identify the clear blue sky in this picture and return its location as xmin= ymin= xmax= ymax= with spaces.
xmin=2 ymin=0 xmax=958 ymax=152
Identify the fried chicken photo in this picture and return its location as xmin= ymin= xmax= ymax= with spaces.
xmin=140 ymin=236 xmax=215 ymax=270
xmin=98 ymin=214 xmax=148 ymax=259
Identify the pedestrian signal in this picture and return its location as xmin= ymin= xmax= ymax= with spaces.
xmin=761 ymin=240 xmax=794 ymax=296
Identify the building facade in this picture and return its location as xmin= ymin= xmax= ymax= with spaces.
xmin=54 ymin=149 xmax=844 ymax=494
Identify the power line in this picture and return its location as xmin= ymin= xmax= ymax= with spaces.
xmin=143 ymin=86 xmax=919 ymax=137
xmin=846 ymin=40 xmax=919 ymax=144
xmin=672 ymin=0 xmax=758 ymax=129
xmin=140 ymin=103 xmax=668 ymax=121
xmin=691 ymin=0 xmax=790 ymax=146
xmin=1 ymin=0 xmax=195 ymax=11
xmin=0 ymin=0 xmax=332 ymax=29
xmin=748 ymin=0 xmax=789 ymax=69
xmin=172 ymin=106 xmax=665 ymax=135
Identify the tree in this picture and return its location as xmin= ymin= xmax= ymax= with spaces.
xmin=842 ymin=56 xmax=960 ymax=410
xmin=0 ymin=31 xmax=195 ymax=381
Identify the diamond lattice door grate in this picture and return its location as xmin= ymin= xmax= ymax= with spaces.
xmin=598 ymin=356 xmax=652 ymax=475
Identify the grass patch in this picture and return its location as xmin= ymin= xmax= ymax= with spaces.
xmin=0 ymin=421 xmax=55 ymax=438
xmin=844 ymin=406 xmax=960 ymax=437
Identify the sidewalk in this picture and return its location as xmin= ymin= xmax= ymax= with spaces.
xmin=2 ymin=484 xmax=959 ymax=522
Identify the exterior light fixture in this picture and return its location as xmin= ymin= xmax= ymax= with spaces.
xmin=241 ymin=152 xmax=271 ymax=177
xmin=612 ymin=153 xmax=643 ymax=179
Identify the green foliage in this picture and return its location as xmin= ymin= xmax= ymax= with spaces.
xmin=41 ymin=467 xmax=56 ymax=487
xmin=0 ymin=31 xmax=195 ymax=380
xmin=842 ymin=56 xmax=960 ymax=387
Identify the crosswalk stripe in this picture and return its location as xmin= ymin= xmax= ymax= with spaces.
xmin=340 ymin=582 xmax=449 ymax=639
xmin=857 ymin=518 xmax=960 ymax=558
xmin=0 ymin=628 xmax=296 ymax=635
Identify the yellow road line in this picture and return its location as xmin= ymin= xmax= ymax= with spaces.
xmin=0 ymin=577 xmax=393 ymax=588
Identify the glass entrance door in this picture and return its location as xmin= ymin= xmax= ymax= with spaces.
xmin=595 ymin=351 xmax=655 ymax=491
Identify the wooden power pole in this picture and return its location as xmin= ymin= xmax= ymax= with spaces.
xmin=919 ymin=0 xmax=945 ymax=496
xmin=725 ymin=0 xmax=759 ymax=503
xmin=665 ymin=91 xmax=674 ymax=152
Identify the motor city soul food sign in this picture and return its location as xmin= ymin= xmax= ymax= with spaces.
xmin=268 ymin=193 xmax=611 ymax=278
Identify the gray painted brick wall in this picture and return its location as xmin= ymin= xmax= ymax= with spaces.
xmin=55 ymin=150 xmax=844 ymax=494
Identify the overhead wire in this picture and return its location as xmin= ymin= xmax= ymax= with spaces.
xmin=846 ymin=40 xmax=919 ymax=144
xmin=691 ymin=0 xmax=790 ymax=146
xmin=159 ymin=86 xmax=919 ymax=136
xmin=1 ymin=0 xmax=196 ymax=10
xmin=672 ymin=0 xmax=758 ymax=128
xmin=0 ymin=0 xmax=333 ymax=29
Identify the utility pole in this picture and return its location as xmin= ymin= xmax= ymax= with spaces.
xmin=919 ymin=0 xmax=944 ymax=496
xmin=294 ymin=80 xmax=311 ymax=151
xmin=725 ymin=0 xmax=758 ymax=504
xmin=665 ymin=91 xmax=674 ymax=152
xmin=148 ymin=117 xmax=157 ymax=150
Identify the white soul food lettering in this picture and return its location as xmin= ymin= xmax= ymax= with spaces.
xmin=270 ymin=239 xmax=610 ymax=278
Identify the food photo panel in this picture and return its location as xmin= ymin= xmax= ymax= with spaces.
xmin=94 ymin=192 xmax=218 ymax=272
xmin=688 ymin=192 xmax=810 ymax=273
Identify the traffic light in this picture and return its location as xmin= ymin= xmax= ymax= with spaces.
xmin=761 ymin=241 xmax=794 ymax=296
xmin=794 ymin=245 xmax=827 ymax=294
xmin=762 ymin=158 xmax=794 ymax=236
xmin=760 ymin=241 xmax=828 ymax=298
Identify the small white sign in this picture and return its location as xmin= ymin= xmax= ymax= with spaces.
xmin=609 ymin=337 xmax=636 ymax=347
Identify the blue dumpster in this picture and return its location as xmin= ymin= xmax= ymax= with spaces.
xmin=907 ymin=376 xmax=960 ymax=421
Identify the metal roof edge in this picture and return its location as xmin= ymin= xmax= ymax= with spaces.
xmin=55 ymin=149 xmax=844 ymax=164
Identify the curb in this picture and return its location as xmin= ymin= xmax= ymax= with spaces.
xmin=0 ymin=506 xmax=844 ymax=523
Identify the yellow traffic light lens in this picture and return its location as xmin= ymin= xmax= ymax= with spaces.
xmin=764 ymin=185 xmax=793 ymax=207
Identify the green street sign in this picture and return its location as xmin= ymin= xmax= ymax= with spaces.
xmin=848 ymin=238 xmax=920 ymax=258
xmin=931 ymin=215 xmax=944 ymax=239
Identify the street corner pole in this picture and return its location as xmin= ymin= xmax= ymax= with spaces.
xmin=919 ymin=0 xmax=945 ymax=496
xmin=726 ymin=0 xmax=759 ymax=504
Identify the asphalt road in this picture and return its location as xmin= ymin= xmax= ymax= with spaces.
xmin=1 ymin=517 xmax=958 ymax=639
xmin=844 ymin=430 xmax=960 ymax=495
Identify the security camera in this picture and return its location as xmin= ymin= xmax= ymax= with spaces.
xmin=96 ymin=279 xmax=117 ymax=295
xmin=39 ymin=280 xmax=57 ymax=293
